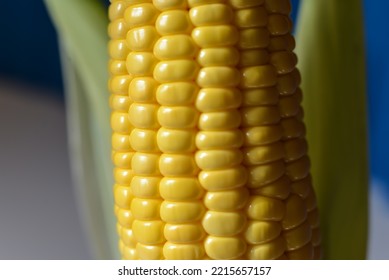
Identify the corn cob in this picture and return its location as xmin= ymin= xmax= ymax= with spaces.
xmin=108 ymin=0 xmax=321 ymax=260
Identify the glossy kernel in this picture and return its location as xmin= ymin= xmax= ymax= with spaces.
xmin=238 ymin=28 xmax=269 ymax=50
xmin=159 ymin=177 xmax=204 ymax=201
xmin=203 ymin=211 xmax=246 ymax=236
xmin=156 ymin=82 xmax=198 ymax=105
xmin=243 ymin=142 xmax=285 ymax=166
xmin=130 ymin=129 xmax=158 ymax=152
xmin=286 ymin=156 xmax=310 ymax=181
xmin=282 ymin=194 xmax=307 ymax=230
xmin=197 ymin=66 xmax=241 ymax=88
xmin=114 ymin=168 xmax=135 ymax=185
xmin=283 ymin=219 xmax=312 ymax=251
xmin=132 ymin=220 xmax=166 ymax=245
xmin=127 ymin=26 xmax=159 ymax=51
xmin=157 ymin=128 xmax=196 ymax=153
xmin=291 ymin=175 xmax=312 ymax=198
xmin=279 ymin=94 xmax=300 ymax=118
xmin=245 ymin=221 xmax=282 ymax=245
xmin=243 ymin=125 xmax=283 ymax=146
xmin=199 ymin=166 xmax=248 ymax=191
xmin=154 ymin=35 xmax=197 ymax=60
xmin=109 ymin=40 xmax=129 ymax=60
xmin=113 ymin=152 xmax=134 ymax=168
xmin=235 ymin=7 xmax=267 ymax=28
xmin=109 ymin=75 xmax=132 ymax=95
xmin=196 ymin=130 xmax=244 ymax=150
xmin=240 ymin=65 xmax=277 ymax=88
xmin=270 ymin=51 xmax=297 ymax=74
xmin=126 ymin=52 xmax=158 ymax=76
xmin=131 ymin=152 xmax=160 ymax=175
xmin=192 ymin=25 xmax=239 ymax=48
xmin=284 ymin=138 xmax=307 ymax=162
xmin=277 ymin=70 xmax=299 ymax=95
xmin=190 ymin=4 xmax=234 ymax=26
xmin=242 ymin=87 xmax=279 ymax=106
xmin=196 ymin=88 xmax=241 ymax=112
xmin=109 ymin=60 xmax=127 ymax=75
xmin=110 ymin=95 xmax=131 ymax=111
xmin=286 ymin=242 xmax=313 ymax=260
xmin=129 ymin=103 xmax=159 ymax=129
xmin=131 ymin=198 xmax=162 ymax=220
xmin=229 ymin=0 xmax=264 ymax=9
xmin=156 ymin=10 xmax=193 ymax=35
xmin=247 ymin=236 xmax=286 ymax=260
xmin=160 ymin=201 xmax=205 ymax=223
xmin=247 ymin=160 xmax=285 ymax=188
xmin=251 ymin=175 xmax=291 ymax=200
xmin=246 ymin=195 xmax=285 ymax=221
xmin=159 ymin=154 xmax=199 ymax=176
xmin=117 ymin=208 xmax=135 ymax=228
xmin=164 ymin=224 xmax=205 ymax=243
xmin=129 ymin=77 xmax=158 ymax=103
xmin=241 ymin=106 xmax=281 ymax=127
xmin=239 ymin=49 xmax=269 ymax=67
xmin=163 ymin=242 xmax=205 ymax=260
xmin=188 ymin=0 xmax=225 ymax=7
xmin=205 ymin=236 xmax=246 ymax=260
xmin=154 ymin=60 xmax=199 ymax=82
xmin=136 ymin=244 xmax=164 ymax=260
xmin=265 ymin=0 xmax=292 ymax=15
xmin=199 ymin=110 xmax=241 ymax=130
xmin=195 ymin=149 xmax=243 ymax=170
xmin=124 ymin=4 xmax=159 ymax=28
xmin=114 ymin=184 xmax=133 ymax=209
xmin=109 ymin=1 xmax=131 ymax=21
xmin=158 ymin=106 xmax=198 ymax=129
xmin=131 ymin=176 xmax=161 ymax=198
xmin=267 ymin=14 xmax=291 ymax=36
xmin=153 ymin=0 xmax=188 ymax=11
xmin=269 ymin=34 xmax=295 ymax=52
xmin=197 ymin=47 xmax=240 ymax=67
xmin=112 ymin=132 xmax=132 ymax=151
xmin=108 ymin=19 xmax=128 ymax=39
xmin=111 ymin=112 xmax=131 ymax=133
xmin=204 ymin=188 xmax=249 ymax=211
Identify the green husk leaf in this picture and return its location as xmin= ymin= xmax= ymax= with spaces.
xmin=296 ymin=0 xmax=369 ymax=259
xmin=44 ymin=0 xmax=117 ymax=259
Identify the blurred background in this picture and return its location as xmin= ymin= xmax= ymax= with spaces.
xmin=0 ymin=0 xmax=388 ymax=259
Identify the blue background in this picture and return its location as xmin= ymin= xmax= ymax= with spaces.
xmin=0 ymin=0 xmax=387 ymax=199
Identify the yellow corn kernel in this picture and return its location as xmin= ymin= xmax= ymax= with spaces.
xmin=159 ymin=177 xmax=204 ymax=200
xmin=156 ymin=82 xmax=197 ymax=105
xmin=195 ymin=88 xmax=241 ymax=112
xmin=108 ymin=0 xmax=320 ymax=260
xmin=192 ymin=25 xmax=239 ymax=47
xmin=153 ymin=0 xmax=188 ymax=11
xmin=247 ymin=236 xmax=286 ymax=260
xmin=251 ymin=175 xmax=291 ymax=199
xmin=203 ymin=188 xmax=249 ymax=211
xmin=163 ymin=242 xmax=205 ymax=260
xmin=204 ymin=236 xmax=246 ymax=260
xmin=244 ymin=221 xmax=282 ymax=245
xmin=164 ymin=224 xmax=205 ymax=243
xmin=154 ymin=35 xmax=197 ymax=60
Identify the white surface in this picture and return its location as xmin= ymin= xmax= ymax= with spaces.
xmin=368 ymin=180 xmax=389 ymax=259
xmin=0 ymin=79 xmax=91 ymax=259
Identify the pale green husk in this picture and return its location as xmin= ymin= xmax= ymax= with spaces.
xmin=44 ymin=0 xmax=118 ymax=259
xmin=296 ymin=0 xmax=369 ymax=259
